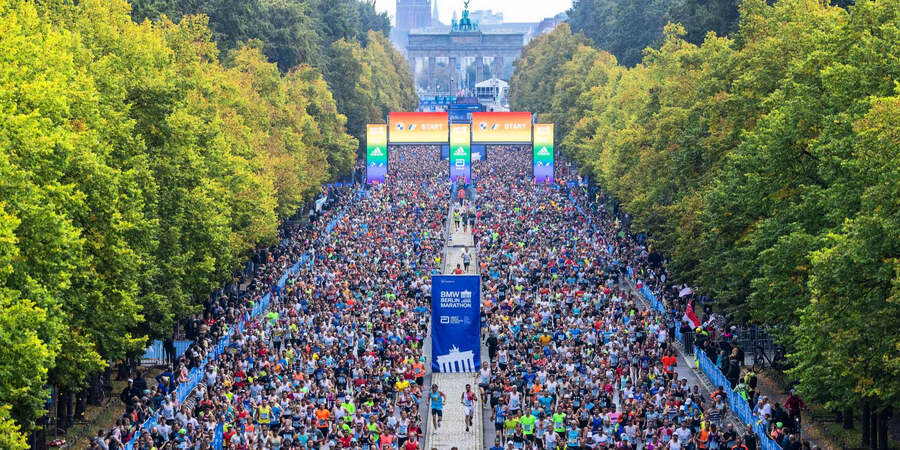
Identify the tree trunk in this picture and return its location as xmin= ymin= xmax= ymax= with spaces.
xmin=843 ymin=407 xmax=854 ymax=429
xmin=862 ymin=402 xmax=871 ymax=445
xmin=55 ymin=391 xmax=69 ymax=431
xmin=877 ymin=406 xmax=891 ymax=450
xmin=29 ymin=423 xmax=47 ymax=450
xmin=870 ymin=407 xmax=879 ymax=450
xmin=88 ymin=373 xmax=102 ymax=405
xmin=74 ymin=391 xmax=86 ymax=421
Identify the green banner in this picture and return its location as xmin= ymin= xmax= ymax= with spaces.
xmin=366 ymin=124 xmax=387 ymax=183
xmin=449 ymin=124 xmax=471 ymax=182
xmin=533 ymin=123 xmax=554 ymax=183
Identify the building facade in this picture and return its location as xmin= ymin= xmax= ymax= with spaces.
xmin=396 ymin=0 xmax=434 ymax=31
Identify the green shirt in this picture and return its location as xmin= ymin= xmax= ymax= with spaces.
xmin=341 ymin=402 xmax=355 ymax=422
xmin=552 ymin=413 xmax=566 ymax=432
xmin=504 ymin=418 xmax=519 ymax=435
xmin=520 ymin=415 xmax=537 ymax=435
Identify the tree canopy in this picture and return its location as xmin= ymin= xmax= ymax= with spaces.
xmin=567 ymin=0 xmax=740 ymax=67
xmin=0 ymin=0 xmax=398 ymax=441
xmin=128 ymin=0 xmax=411 ymax=146
xmin=513 ymin=0 xmax=900 ymax=416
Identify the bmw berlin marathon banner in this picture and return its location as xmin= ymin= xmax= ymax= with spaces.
xmin=366 ymin=124 xmax=388 ymax=184
xmin=431 ymin=275 xmax=481 ymax=373
xmin=533 ymin=123 xmax=555 ymax=183
xmin=449 ymin=123 xmax=472 ymax=183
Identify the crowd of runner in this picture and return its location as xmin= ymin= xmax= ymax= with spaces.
xmin=99 ymin=143 xmax=810 ymax=450
xmin=469 ymin=148 xmax=772 ymax=450
xmin=106 ymin=146 xmax=449 ymax=449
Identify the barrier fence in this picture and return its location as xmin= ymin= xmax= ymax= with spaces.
xmin=575 ymin=183 xmax=780 ymax=450
xmin=635 ymin=280 xmax=782 ymax=450
xmin=124 ymin=259 xmax=302 ymax=450
xmin=140 ymin=340 xmax=193 ymax=365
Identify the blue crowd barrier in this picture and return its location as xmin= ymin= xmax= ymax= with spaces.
xmin=140 ymin=341 xmax=164 ymax=361
xmin=633 ymin=282 xmax=782 ymax=450
xmin=173 ymin=341 xmax=191 ymax=357
xmin=125 ymin=256 xmax=301 ymax=450
xmin=141 ymin=340 xmax=193 ymax=363
xmin=325 ymin=210 xmax=345 ymax=235
xmin=213 ymin=422 xmax=224 ymax=449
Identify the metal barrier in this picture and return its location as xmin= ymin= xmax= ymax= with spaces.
xmin=124 ymin=259 xmax=302 ymax=450
xmin=212 ymin=422 xmax=223 ymax=449
xmin=634 ymin=281 xmax=783 ymax=450
xmin=694 ymin=346 xmax=782 ymax=450
xmin=140 ymin=340 xmax=193 ymax=365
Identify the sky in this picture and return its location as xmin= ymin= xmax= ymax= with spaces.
xmin=374 ymin=0 xmax=573 ymax=25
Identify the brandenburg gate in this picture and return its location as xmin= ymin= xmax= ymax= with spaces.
xmin=406 ymin=2 xmax=525 ymax=94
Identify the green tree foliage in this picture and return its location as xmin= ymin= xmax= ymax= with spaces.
xmin=325 ymin=32 xmax=418 ymax=146
xmin=567 ymin=0 xmax=739 ymax=67
xmin=0 ymin=0 xmax=358 ymax=437
xmin=130 ymin=0 xmax=321 ymax=71
xmin=308 ymin=0 xmax=390 ymax=47
xmin=128 ymin=0 xmax=406 ymax=145
xmin=0 ymin=406 xmax=27 ymax=450
xmin=511 ymin=0 xmax=900 ymax=414
xmin=509 ymin=24 xmax=591 ymax=119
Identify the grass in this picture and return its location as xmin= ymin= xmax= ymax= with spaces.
xmin=811 ymin=404 xmax=900 ymax=450
xmin=759 ymin=370 xmax=900 ymax=450
xmin=54 ymin=366 xmax=164 ymax=449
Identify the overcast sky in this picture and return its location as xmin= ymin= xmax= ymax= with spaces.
xmin=374 ymin=0 xmax=573 ymax=25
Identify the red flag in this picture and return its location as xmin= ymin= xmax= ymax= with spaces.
xmin=685 ymin=300 xmax=701 ymax=328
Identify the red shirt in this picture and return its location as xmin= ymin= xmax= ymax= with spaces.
xmin=224 ymin=429 xmax=237 ymax=445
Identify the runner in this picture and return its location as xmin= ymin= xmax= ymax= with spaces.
xmin=461 ymin=383 xmax=477 ymax=432
xmin=430 ymin=384 xmax=447 ymax=431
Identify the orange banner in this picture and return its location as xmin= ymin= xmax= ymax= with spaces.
xmin=471 ymin=112 xmax=532 ymax=143
xmin=388 ymin=112 xmax=449 ymax=143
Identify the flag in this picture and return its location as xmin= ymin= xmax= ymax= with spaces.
xmin=685 ymin=299 xmax=701 ymax=328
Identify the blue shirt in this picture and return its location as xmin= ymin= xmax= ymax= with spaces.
xmin=430 ymin=391 xmax=443 ymax=410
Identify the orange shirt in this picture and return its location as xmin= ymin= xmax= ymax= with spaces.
xmin=698 ymin=430 xmax=710 ymax=448
xmin=662 ymin=355 xmax=677 ymax=373
xmin=315 ymin=409 xmax=331 ymax=428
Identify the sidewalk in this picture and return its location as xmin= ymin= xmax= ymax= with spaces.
xmin=625 ymin=280 xmax=740 ymax=426
xmin=424 ymin=373 xmax=483 ymax=450
xmin=447 ymin=205 xmax=475 ymax=247
xmin=422 ymin=199 xmax=483 ymax=450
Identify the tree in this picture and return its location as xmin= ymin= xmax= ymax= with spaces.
xmin=323 ymin=32 xmax=415 ymax=146
xmin=567 ymin=0 xmax=740 ymax=67
xmin=285 ymin=66 xmax=358 ymax=180
xmin=0 ymin=0 xmax=358 ymax=434
xmin=0 ymin=406 xmax=27 ymax=450
xmin=509 ymin=24 xmax=591 ymax=115
xmin=511 ymin=0 xmax=900 ymax=428
xmin=325 ymin=38 xmax=376 ymax=142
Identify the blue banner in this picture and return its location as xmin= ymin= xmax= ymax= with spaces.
xmin=431 ymin=275 xmax=481 ymax=373
xmin=471 ymin=144 xmax=486 ymax=161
